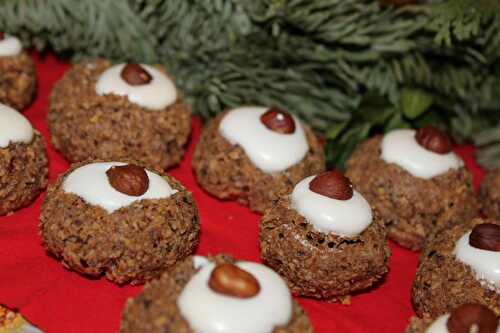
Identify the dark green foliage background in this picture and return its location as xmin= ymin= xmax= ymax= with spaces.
xmin=2 ymin=0 xmax=500 ymax=168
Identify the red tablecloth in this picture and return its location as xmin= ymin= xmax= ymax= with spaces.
xmin=0 ymin=54 xmax=486 ymax=333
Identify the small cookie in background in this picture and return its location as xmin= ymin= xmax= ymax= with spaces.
xmin=0 ymin=33 xmax=36 ymax=110
xmin=48 ymin=60 xmax=191 ymax=170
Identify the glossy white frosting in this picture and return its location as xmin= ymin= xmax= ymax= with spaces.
xmin=291 ymin=175 xmax=373 ymax=237
xmin=95 ymin=64 xmax=177 ymax=110
xmin=62 ymin=162 xmax=177 ymax=213
xmin=178 ymin=260 xmax=292 ymax=333
xmin=219 ymin=106 xmax=309 ymax=174
xmin=0 ymin=103 xmax=34 ymax=148
xmin=454 ymin=231 xmax=500 ymax=293
xmin=0 ymin=35 xmax=22 ymax=56
xmin=425 ymin=313 xmax=500 ymax=333
xmin=381 ymin=129 xmax=463 ymax=179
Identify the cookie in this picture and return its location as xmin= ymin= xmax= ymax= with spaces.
xmin=346 ymin=127 xmax=478 ymax=250
xmin=48 ymin=60 xmax=191 ymax=170
xmin=40 ymin=160 xmax=200 ymax=284
xmin=260 ymin=170 xmax=390 ymax=301
xmin=405 ymin=303 xmax=499 ymax=333
xmin=192 ymin=106 xmax=325 ymax=214
xmin=0 ymin=33 xmax=36 ymax=110
xmin=412 ymin=218 xmax=500 ymax=317
xmin=0 ymin=103 xmax=48 ymax=215
xmin=121 ymin=255 xmax=314 ymax=333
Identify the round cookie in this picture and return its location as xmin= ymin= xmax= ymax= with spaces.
xmin=405 ymin=303 xmax=499 ymax=333
xmin=192 ymin=106 xmax=325 ymax=214
xmin=480 ymin=169 xmax=500 ymax=219
xmin=40 ymin=160 xmax=199 ymax=285
xmin=412 ymin=218 xmax=500 ymax=317
xmin=0 ymin=103 xmax=48 ymax=215
xmin=346 ymin=127 xmax=478 ymax=251
xmin=260 ymin=170 xmax=390 ymax=301
xmin=0 ymin=33 xmax=36 ymax=110
xmin=121 ymin=255 xmax=313 ymax=333
xmin=48 ymin=60 xmax=191 ymax=170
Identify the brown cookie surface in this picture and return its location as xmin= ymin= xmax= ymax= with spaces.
xmin=0 ymin=52 xmax=36 ymax=110
xmin=481 ymin=169 xmax=500 ymax=219
xmin=0 ymin=132 xmax=48 ymax=215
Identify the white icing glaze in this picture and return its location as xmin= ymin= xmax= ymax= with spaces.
xmin=425 ymin=314 xmax=450 ymax=333
xmin=0 ymin=103 xmax=34 ymax=148
xmin=291 ymin=175 xmax=373 ymax=237
xmin=178 ymin=261 xmax=292 ymax=333
xmin=0 ymin=35 xmax=22 ymax=56
xmin=219 ymin=106 xmax=309 ymax=174
xmin=95 ymin=64 xmax=177 ymax=110
xmin=425 ymin=313 xmax=500 ymax=333
xmin=454 ymin=231 xmax=500 ymax=293
xmin=381 ymin=129 xmax=463 ymax=179
xmin=62 ymin=162 xmax=177 ymax=213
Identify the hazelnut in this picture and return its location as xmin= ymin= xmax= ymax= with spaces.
xmin=106 ymin=164 xmax=149 ymax=196
xmin=208 ymin=263 xmax=260 ymax=298
xmin=260 ymin=107 xmax=296 ymax=134
xmin=469 ymin=223 xmax=500 ymax=252
xmin=309 ymin=170 xmax=353 ymax=200
xmin=415 ymin=126 xmax=452 ymax=154
xmin=120 ymin=63 xmax=152 ymax=86
xmin=446 ymin=303 xmax=498 ymax=333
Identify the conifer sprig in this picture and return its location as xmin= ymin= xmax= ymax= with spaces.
xmin=2 ymin=0 xmax=499 ymax=168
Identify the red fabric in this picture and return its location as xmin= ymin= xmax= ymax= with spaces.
xmin=0 ymin=54 xmax=486 ymax=333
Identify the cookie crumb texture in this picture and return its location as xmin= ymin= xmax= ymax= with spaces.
xmin=260 ymin=196 xmax=390 ymax=300
xmin=120 ymin=255 xmax=314 ymax=333
xmin=0 ymin=133 xmax=48 ymax=215
xmin=480 ymin=169 xmax=500 ymax=219
xmin=192 ymin=111 xmax=325 ymax=214
xmin=40 ymin=162 xmax=200 ymax=285
xmin=0 ymin=52 xmax=36 ymax=110
xmin=346 ymin=136 xmax=478 ymax=251
xmin=48 ymin=60 xmax=191 ymax=170
xmin=412 ymin=218 xmax=500 ymax=318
